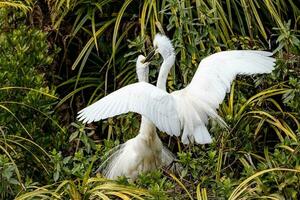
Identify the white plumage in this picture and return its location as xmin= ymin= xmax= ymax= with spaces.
xmin=78 ymin=34 xmax=276 ymax=145
xmin=78 ymin=82 xmax=180 ymax=136
xmin=95 ymin=55 xmax=174 ymax=180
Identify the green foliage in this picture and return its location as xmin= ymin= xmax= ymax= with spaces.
xmin=1 ymin=0 xmax=300 ymax=199
xmin=16 ymin=158 xmax=152 ymax=200
xmin=0 ymin=0 xmax=32 ymax=12
xmin=0 ymin=9 xmax=61 ymax=143
xmin=0 ymin=154 xmax=20 ymax=199
xmin=15 ymin=176 xmax=151 ymax=200
xmin=136 ymin=171 xmax=173 ymax=199
xmin=0 ymin=8 xmax=62 ymax=198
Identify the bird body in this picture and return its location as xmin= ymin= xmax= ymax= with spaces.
xmin=103 ymin=123 xmax=163 ymax=179
xmin=100 ymin=55 xmax=174 ymax=180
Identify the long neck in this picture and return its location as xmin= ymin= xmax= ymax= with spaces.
xmin=156 ymin=54 xmax=175 ymax=91
xmin=137 ymin=69 xmax=149 ymax=83
xmin=137 ymin=67 xmax=156 ymax=139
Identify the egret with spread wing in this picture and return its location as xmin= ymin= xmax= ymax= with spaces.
xmin=96 ymin=55 xmax=174 ymax=180
xmin=78 ymin=34 xmax=275 ymax=145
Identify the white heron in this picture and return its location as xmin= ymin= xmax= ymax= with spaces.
xmin=95 ymin=55 xmax=174 ymax=180
xmin=78 ymin=33 xmax=275 ymax=145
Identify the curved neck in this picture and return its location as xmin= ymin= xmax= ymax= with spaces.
xmin=137 ymin=66 xmax=156 ymax=138
xmin=137 ymin=68 xmax=149 ymax=83
xmin=156 ymin=54 xmax=175 ymax=91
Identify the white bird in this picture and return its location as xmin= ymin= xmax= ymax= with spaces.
xmin=78 ymin=33 xmax=275 ymax=145
xmin=96 ymin=55 xmax=174 ymax=180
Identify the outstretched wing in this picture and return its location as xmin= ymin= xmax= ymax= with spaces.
xmin=77 ymin=82 xmax=180 ymax=136
xmin=176 ymin=50 xmax=276 ymax=144
xmin=187 ymin=50 xmax=275 ymax=110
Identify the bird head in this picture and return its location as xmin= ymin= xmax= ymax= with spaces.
xmin=153 ymin=33 xmax=174 ymax=60
xmin=143 ymin=34 xmax=175 ymax=63
xmin=136 ymin=55 xmax=150 ymax=82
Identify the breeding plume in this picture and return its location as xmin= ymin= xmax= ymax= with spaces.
xmin=96 ymin=55 xmax=174 ymax=180
xmin=78 ymin=34 xmax=276 ymax=144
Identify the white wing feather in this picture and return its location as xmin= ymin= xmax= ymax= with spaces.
xmin=174 ymin=50 xmax=275 ymax=144
xmin=77 ymin=82 xmax=180 ymax=136
xmin=188 ymin=50 xmax=275 ymax=109
xmin=78 ymin=50 xmax=275 ymax=145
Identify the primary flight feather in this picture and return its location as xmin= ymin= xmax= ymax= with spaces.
xmin=77 ymin=82 xmax=180 ymax=136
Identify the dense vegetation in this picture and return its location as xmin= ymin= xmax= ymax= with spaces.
xmin=0 ymin=0 xmax=299 ymax=199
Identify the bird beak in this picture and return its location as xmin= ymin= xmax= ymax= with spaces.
xmin=143 ymin=47 xmax=158 ymax=63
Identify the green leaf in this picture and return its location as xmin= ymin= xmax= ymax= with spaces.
xmin=69 ymin=131 xmax=79 ymax=142
xmin=54 ymin=170 xmax=60 ymax=182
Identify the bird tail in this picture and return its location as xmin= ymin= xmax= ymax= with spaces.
xmin=96 ymin=137 xmax=177 ymax=180
xmin=95 ymin=143 xmax=127 ymax=179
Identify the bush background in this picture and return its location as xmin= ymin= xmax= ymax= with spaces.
xmin=0 ymin=0 xmax=299 ymax=199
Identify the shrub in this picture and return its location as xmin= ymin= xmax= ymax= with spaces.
xmin=0 ymin=8 xmax=62 ymax=198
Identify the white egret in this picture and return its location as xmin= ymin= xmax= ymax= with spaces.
xmin=78 ymin=33 xmax=275 ymax=145
xmin=97 ymin=55 xmax=174 ymax=180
